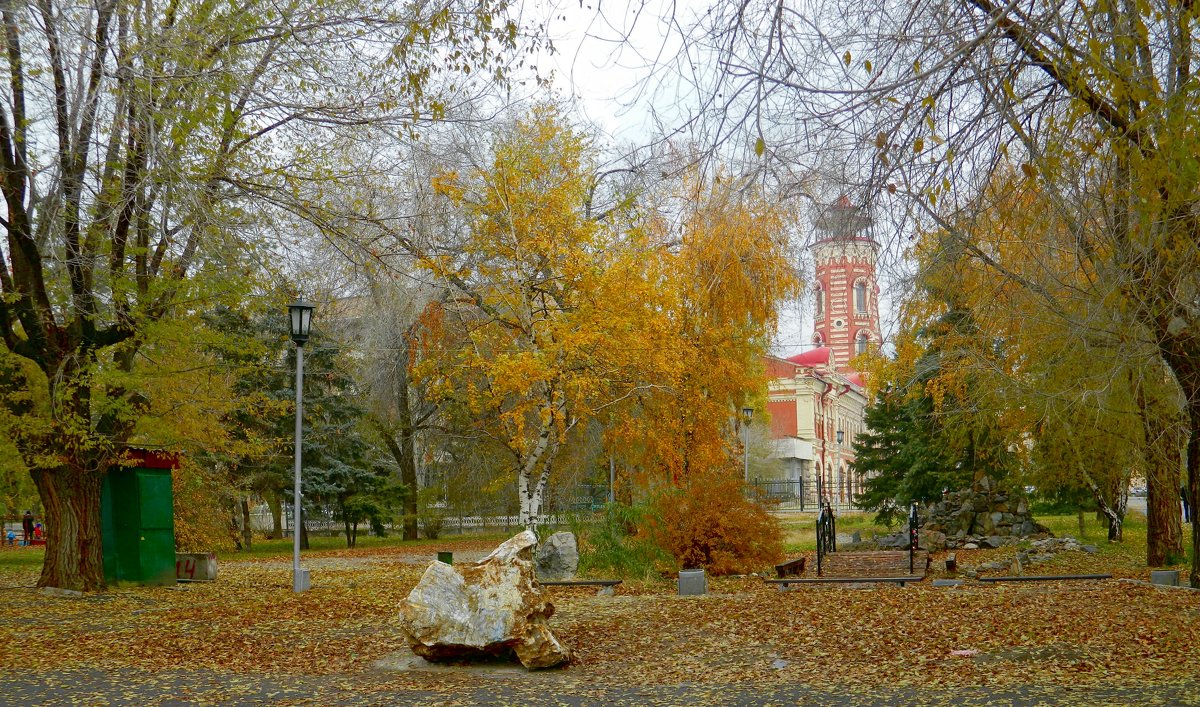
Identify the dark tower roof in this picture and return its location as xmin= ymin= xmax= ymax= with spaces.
xmin=814 ymin=195 xmax=875 ymax=244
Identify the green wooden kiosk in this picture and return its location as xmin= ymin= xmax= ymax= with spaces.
xmin=102 ymin=449 xmax=180 ymax=585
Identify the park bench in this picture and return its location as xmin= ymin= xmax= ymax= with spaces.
xmin=978 ymin=574 xmax=1111 ymax=583
xmin=538 ymin=579 xmax=622 ymax=587
xmin=538 ymin=579 xmax=622 ymax=595
xmin=765 ymin=575 xmax=925 ymax=588
xmin=774 ymin=556 xmax=806 ymax=578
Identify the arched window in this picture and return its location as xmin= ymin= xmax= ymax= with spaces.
xmin=813 ymin=332 xmax=824 ymax=347
xmin=856 ymin=330 xmax=869 ymax=355
xmin=854 ymin=279 xmax=868 ymax=315
xmin=814 ymin=284 xmax=825 ymax=320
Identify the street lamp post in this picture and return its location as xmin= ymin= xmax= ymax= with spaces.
xmin=741 ymin=406 xmax=754 ymax=484
xmin=289 ymin=300 xmax=314 ymax=593
xmin=835 ymin=429 xmax=844 ymax=505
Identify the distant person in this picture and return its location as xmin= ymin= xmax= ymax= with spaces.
xmin=22 ymin=511 xmax=34 ymax=545
xmin=1184 ymin=486 xmax=1192 ymax=525
xmin=6 ymin=530 xmax=14 ymax=546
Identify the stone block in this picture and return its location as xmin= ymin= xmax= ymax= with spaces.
xmin=175 ymin=552 xmax=218 ymax=582
xmin=932 ymin=579 xmax=963 ymax=587
xmin=1150 ymin=570 xmax=1180 ymax=587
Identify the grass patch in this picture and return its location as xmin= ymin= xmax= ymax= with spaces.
xmin=220 ymin=531 xmax=511 ymax=560
xmin=0 ymin=546 xmax=45 ymax=569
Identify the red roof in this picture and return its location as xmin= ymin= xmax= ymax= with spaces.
xmin=786 ymin=347 xmax=833 ymax=366
xmin=846 ymin=372 xmax=866 ymax=388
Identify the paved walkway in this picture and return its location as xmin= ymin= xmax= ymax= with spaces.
xmin=2 ymin=667 xmax=1197 ymax=706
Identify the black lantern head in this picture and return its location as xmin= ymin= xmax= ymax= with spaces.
xmin=288 ymin=300 xmax=315 ymax=345
xmin=742 ymin=406 xmax=754 ymax=425
xmin=836 ymin=429 xmax=845 ymax=444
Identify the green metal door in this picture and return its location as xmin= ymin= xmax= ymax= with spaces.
xmin=102 ymin=451 xmax=179 ymax=585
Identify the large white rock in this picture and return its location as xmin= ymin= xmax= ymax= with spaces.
xmin=398 ymin=530 xmax=570 ymax=669
xmin=535 ymin=531 xmax=579 ymax=581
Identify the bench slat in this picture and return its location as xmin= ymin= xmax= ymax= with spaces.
xmin=538 ymin=580 xmax=622 ymax=587
xmin=765 ymin=576 xmax=923 ymax=586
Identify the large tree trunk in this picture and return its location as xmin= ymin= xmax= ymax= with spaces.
xmin=299 ymin=506 xmax=310 ymax=551
xmin=1160 ymin=346 xmax=1200 ymax=587
xmin=268 ymin=492 xmax=282 ymax=540
xmin=1146 ymin=454 xmax=1183 ymax=565
xmin=396 ymin=371 xmax=419 ymax=542
xmin=240 ymin=497 xmax=252 ymax=550
xmin=1135 ymin=371 xmax=1184 ymax=566
xmin=373 ymin=414 xmax=418 ymax=541
xmin=32 ymin=465 xmax=106 ymax=592
xmin=1187 ymin=405 xmax=1200 ymax=588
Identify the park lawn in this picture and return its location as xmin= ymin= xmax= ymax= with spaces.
xmin=0 ymin=525 xmax=1198 ymax=697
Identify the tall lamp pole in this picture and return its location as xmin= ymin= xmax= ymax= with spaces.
xmin=741 ymin=406 xmax=754 ymax=484
xmin=289 ymin=300 xmax=314 ymax=593
xmin=835 ymin=429 xmax=844 ymax=505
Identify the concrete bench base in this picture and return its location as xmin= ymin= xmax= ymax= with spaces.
xmin=176 ymin=553 xmax=218 ymax=582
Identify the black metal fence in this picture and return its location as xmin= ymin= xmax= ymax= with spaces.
xmin=747 ymin=478 xmax=864 ymax=512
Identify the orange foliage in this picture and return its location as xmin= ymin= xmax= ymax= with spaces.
xmin=647 ymin=466 xmax=783 ymax=575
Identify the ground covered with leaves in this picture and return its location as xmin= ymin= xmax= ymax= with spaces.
xmin=1 ymin=528 xmax=1198 ymax=705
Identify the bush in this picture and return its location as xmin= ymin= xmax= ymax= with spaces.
xmin=647 ymin=467 xmax=783 ymax=576
xmin=578 ymin=501 xmax=671 ymax=580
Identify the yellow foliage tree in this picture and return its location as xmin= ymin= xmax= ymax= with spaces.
xmin=415 ymin=108 xmax=799 ymax=535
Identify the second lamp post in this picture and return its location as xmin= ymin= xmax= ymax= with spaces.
xmin=289 ymin=300 xmax=314 ymax=593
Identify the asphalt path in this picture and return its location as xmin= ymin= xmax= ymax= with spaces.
xmin=3 ymin=667 xmax=1199 ymax=706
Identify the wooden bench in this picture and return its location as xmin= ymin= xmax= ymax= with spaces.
xmin=538 ymin=579 xmax=622 ymax=595
xmin=765 ymin=575 xmax=924 ymax=588
xmin=774 ymin=556 xmax=807 ymax=578
xmin=538 ymin=579 xmax=622 ymax=587
xmin=978 ymin=574 xmax=1111 ymax=583
xmin=820 ymin=550 xmax=930 ymax=579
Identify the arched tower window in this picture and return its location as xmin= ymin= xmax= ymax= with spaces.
xmin=813 ymin=332 xmax=824 ymax=347
xmin=854 ymin=278 xmax=868 ymax=315
xmin=856 ymin=330 xmax=869 ymax=356
xmin=814 ymin=284 xmax=824 ymax=320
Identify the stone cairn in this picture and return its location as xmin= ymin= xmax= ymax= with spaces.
xmin=918 ymin=476 xmax=1053 ymax=550
xmin=871 ymin=476 xmax=1053 ymax=552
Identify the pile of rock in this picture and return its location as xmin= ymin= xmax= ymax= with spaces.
xmin=961 ymin=535 xmax=1098 ymax=577
xmin=916 ymin=477 xmax=1051 ymax=550
xmin=865 ymin=477 xmax=1052 ymax=552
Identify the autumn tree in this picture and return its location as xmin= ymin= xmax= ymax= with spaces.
xmin=406 ymin=106 xmax=799 ymax=536
xmin=412 ymin=106 xmax=651 ymax=527
xmin=905 ymin=172 xmax=1184 ymax=554
xmin=0 ymin=0 xmax=538 ymax=590
xmin=684 ymin=0 xmax=1200 ymax=583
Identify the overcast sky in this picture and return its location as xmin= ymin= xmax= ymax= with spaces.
xmin=527 ymin=0 xmax=904 ymax=361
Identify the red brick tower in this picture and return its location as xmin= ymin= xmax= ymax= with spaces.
xmin=811 ymin=196 xmax=879 ymax=371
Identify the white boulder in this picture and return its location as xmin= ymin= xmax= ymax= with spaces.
xmin=398 ymin=530 xmax=571 ymax=669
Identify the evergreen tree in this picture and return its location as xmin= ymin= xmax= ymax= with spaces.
xmin=854 ymin=306 xmax=1018 ymax=525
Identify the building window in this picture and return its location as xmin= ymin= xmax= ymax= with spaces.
xmin=854 ymin=279 xmax=868 ymax=315
xmin=813 ymin=332 xmax=824 ymax=347
xmin=856 ymin=331 xmax=869 ymax=356
xmin=815 ymin=284 xmax=824 ymax=320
